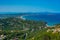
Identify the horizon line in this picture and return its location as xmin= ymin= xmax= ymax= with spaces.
xmin=0 ymin=11 xmax=60 ymax=13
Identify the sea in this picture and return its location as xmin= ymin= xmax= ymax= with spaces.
xmin=0 ymin=12 xmax=60 ymax=26
xmin=21 ymin=12 xmax=60 ymax=26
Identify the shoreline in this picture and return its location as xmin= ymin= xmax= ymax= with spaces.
xmin=20 ymin=15 xmax=57 ymax=27
xmin=20 ymin=15 xmax=26 ymax=20
xmin=20 ymin=16 xmax=54 ymax=27
xmin=20 ymin=15 xmax=30 ymax=20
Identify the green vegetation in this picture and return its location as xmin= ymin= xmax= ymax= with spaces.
xmin=0 ymin=17 xmax=60 ymax=40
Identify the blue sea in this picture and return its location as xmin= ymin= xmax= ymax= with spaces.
xmin=22 ymin=13 xmax=60 ymax=26
xmin=0 ymin=12 xmax=60 ymax=26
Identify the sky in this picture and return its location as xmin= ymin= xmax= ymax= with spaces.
xmin=0 ymin=0 xmax=60 ymax=12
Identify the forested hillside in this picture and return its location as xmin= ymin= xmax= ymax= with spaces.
xmin=0 ymin=17 xmax=47 ymax=40
xmin=0 ymin=17 xmax=60 ymax=40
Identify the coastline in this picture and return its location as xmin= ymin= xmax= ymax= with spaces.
xmin=19 ymin=14 xmax=60 ymax=27
xmin=20 ymin=15 xmax=26 ymax=20
xmin=20 ymin=15 xmax=30 ymax=20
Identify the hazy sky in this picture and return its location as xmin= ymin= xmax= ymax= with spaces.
xmin=0 ymin=0 xmax=60 ymax=12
